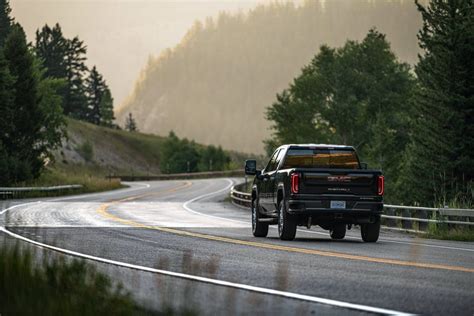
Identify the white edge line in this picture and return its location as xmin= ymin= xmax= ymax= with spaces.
xmin=1 ymin=180 xmax=412 ymax=315
xmin=0 ymin=201 xmax=41 ymax=215
xmin=48 ymin=182 xmax=150 ymax=202
xmin=182 ymin=179 xmax=244 ymax=224
xmin=0 ymin=225 xmax=412 ymax=316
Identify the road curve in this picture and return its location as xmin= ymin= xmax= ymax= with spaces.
xmin=1 ymin=178 xmax=473 ymax=315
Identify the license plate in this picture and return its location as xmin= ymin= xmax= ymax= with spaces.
xmin=330 ymin=201 xmax=346 ymax=209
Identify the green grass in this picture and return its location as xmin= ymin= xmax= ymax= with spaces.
xmin=12 ymin=165 xmax=124 ymax=198
xmin=424 ymin=218 xmax=474 ymax=241
xmin=70 ymin=118 xmax=164 ymax=157
xmin=424 ymin=228 xmax=474 ymax=241
xmin=0 ymin=243 xmax=158 ymax=315
xmin=65 ymin=118 xmax=253 ymax=175
xmin=5 ymin=118 xmax=254 ymax=199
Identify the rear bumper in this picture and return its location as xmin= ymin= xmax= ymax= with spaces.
xmin=287 ymin=198 xmax=383 ymax=215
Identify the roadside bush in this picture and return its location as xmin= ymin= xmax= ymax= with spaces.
xmin=198 ymin=145 xmax=230 ymax=172
xmin=160 ymin=132 xmax=200 ymax=173
xmin=77 ymin=140 xmax=94 ymax=162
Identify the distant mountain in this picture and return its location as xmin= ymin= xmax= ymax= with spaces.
xmin=117 ymin=0 xmax=423 ymax=154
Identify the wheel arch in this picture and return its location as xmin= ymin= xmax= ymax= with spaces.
xmin=276 ymin=183 xmax=285 ymax=206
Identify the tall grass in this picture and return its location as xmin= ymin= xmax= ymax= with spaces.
xmin=0 ymin=243 xmax=156 ymax=315
xmin=425 ymin=212 xmax=474 ymax=241
xmin=10 ymin=165 xmax=124 ymax=198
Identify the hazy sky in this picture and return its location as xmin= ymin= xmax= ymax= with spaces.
xmin=12 ymin=0 xmax=270 ymax=106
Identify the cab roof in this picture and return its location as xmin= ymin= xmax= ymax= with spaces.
xmin=278 ymin=144 xmax=355 ymax=150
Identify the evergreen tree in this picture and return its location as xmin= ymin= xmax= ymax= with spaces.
xmin=99 ymin=87 xmax=115 ymax=127
xmin=2 ymin=24 xmax=65 ymax=183
xmin=125 ymin=112 xmax=138 ymax=132
xmin=0 ymin=0 xmax=13 ymax=47
xmin=85 ymin=66 xmax=105 ymax=125
xmin=64 ymin=36 xmax=88 ymax=119
xmin=0 ymin=50 xmax=16 ymax=184
xmin=399 ymin=0 xmax=474 ymax=205
xmin=35 ymin=24 xmax=67 ymax=79
xmin=35 ymin=24 xmax=89 ymax=119
xmin=0 ymin=50 xmax=14 ymax=142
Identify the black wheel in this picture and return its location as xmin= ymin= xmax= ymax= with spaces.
xmin=361 ymin=217 xmax=381 ymax=242
xmin=278 ymin=199 xmax=297 ymax=241
xmin=330 ymin=224 xmax=346 ymax=240
xmin=252 ymin=198 xmax=268 ymax=237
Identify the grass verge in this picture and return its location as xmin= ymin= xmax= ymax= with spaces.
xmin=424 ymin=225 xmax=474 ymax=241
xmin=9 ymin=164 xmax=124 ymax=199
xmin=0 ymin=242 xmax=157 ymax=315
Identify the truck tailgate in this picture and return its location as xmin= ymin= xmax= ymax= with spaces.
xmin=299 ymin=169 xmax=381 ymax=196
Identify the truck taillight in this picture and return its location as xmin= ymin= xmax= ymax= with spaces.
xmin=291 ymin=173 xmax=300 ymax=194
xmin=377 ymin=176 xmax=384 ymax=196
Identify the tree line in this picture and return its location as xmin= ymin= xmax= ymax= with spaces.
xmin=35 ymin=23 xmax=115 ymax=127
xmin=266 ymin=0 xmax=473 ymax=207
xmin=160 ymin=132 xmax=230 ymax=174
xmin=0 ymin=0 xmax=122 ymax=185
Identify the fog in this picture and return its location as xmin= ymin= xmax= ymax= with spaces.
xmin=12 ymin=0 xmax=269 ymax=105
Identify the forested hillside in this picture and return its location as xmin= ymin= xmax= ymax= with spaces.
xmin=118 ymin=0 xmax=423 ymax=154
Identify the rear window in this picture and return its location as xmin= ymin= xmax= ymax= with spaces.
xmin=281 ymin=148 xmax=360 ymax=169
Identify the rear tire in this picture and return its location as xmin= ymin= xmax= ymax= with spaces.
xmin=361 ymin=217 xmax=381 ymax=242
xmin=252 ymin=198 xmax=268 ymax=237
xmin=278 ymin=199 xmax=297 ymax=241
xmin=330 ymin=224 xmax=346 ymax=240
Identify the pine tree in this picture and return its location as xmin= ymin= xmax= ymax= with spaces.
xmin=0 ymin=50 xmax=16 ymax=184
xmin=64 ymin=36 xmax=88 ymax=119
xmin=99 ymin=87 xmax=115 ymax=127
xmin=35 ymin=25 xmax=89 ymax=119
xmin=125 ymin=112 xmax=138 ymax=132
xmin=3 ymin=24 xmax=43 ymax=179
xmin=399 ymin=0 xmax=474 ymax=205
xmin=85 ymin=66 xmax=105 ymax=125
xmin=0 ymin=0 xmax=13 ymax=47
xmin=0 ymin=50 xmax=14 ymax=141
xmin=35 ymin=24 xmax=67 ymax=79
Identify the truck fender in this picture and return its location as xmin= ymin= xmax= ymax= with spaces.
xmin=252 ymin=184 xmax=258 ymax=201
xmin=276 ymin=183 xmax=285 ymax=207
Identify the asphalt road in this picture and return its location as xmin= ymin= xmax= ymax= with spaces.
xmin=1 ymin=178 xmax=473 ymax=315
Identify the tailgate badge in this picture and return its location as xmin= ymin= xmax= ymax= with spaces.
xmin=328 ymin=176 xmax=351 ymax=182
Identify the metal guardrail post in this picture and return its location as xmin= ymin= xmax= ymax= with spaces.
xmin=384 ymin=207 xmax=396 ymax=228
xmin=401 ymin=209 xmax=412 ymax=230
xmin=418 ymin=209 xmax=428 ymax=231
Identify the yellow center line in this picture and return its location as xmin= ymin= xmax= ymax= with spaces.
xmin=97 ymin=182 xmax=474 ymax=274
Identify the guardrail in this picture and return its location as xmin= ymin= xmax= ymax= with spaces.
xmin=0 ymin=184 xmax=83 ymax=200
xmin=229 ymin=182 xmax=473 ymax=233
xmin=111 ymin=169 xmax=245 ymax=181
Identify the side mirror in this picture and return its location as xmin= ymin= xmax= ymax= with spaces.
xmin=360 ymin=162 xmax=368 ymax=170
xmin=245 ymin=159 xmax=257 ymax=175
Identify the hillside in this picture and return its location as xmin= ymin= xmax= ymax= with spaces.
xmin=117 ymin=0 xmax=424 ymax=154
xmin=52 ymin=119 xmax=248 ymax=178
xmin=54 ymin=119 xmax=166 ymax=176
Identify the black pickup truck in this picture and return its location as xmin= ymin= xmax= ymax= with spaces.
xmin=245 ymin=144 xmax=384 ymax=242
